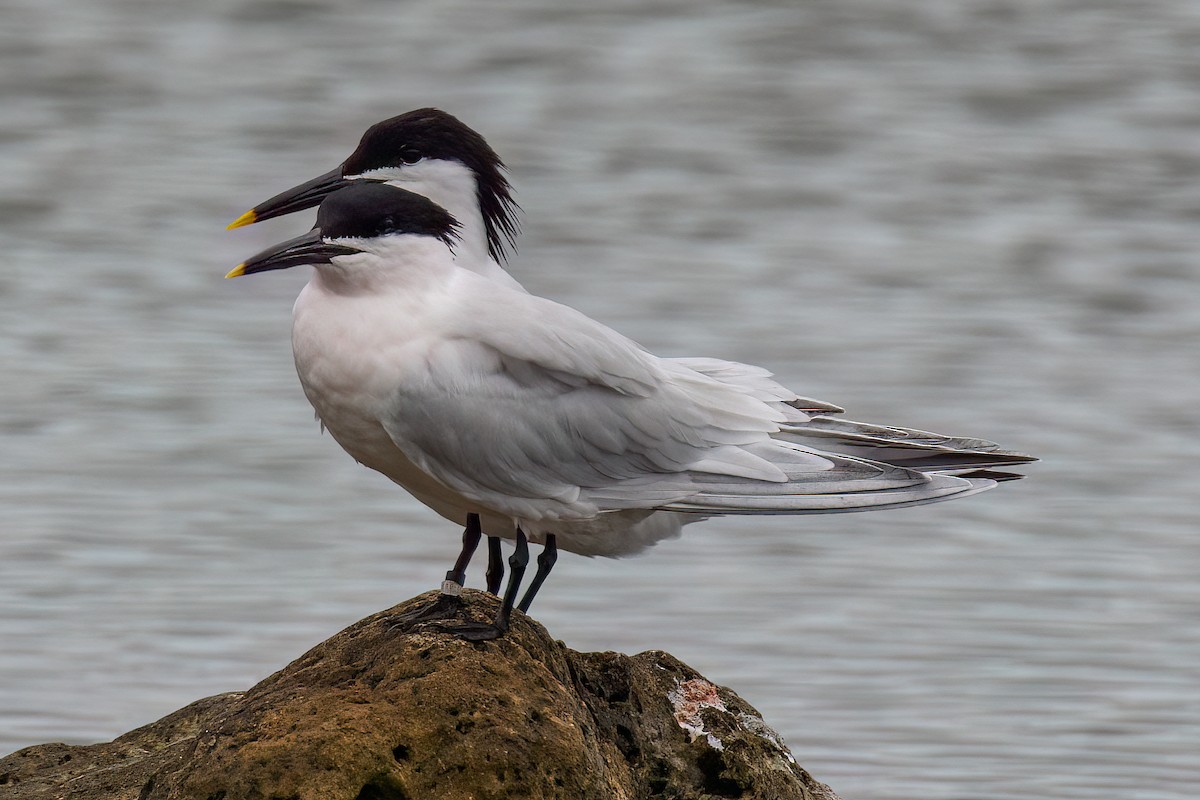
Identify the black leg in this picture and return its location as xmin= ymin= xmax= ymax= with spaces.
xmin=433 ymin=528 xmax=529 ymax=641
xmin=386 ymin=514 xmax=482 ymax=631
xmin=495 ymin=528 xmax=529 ymax=631
xmin=443 ymin=513 xmax=482 ymax=593
xmin=517 ymin=534 xmax=557 ymax=613
xmin=486 ymin=536 xmax=504 ymax=595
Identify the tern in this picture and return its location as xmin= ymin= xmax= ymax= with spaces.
xmin=227 ymin=108 xmax=1035 ymax=607
xmin=229 ymin=109 xmax=1036 ymax=604
xmin=227 ymin=183 xmax=1034 ymax=639
xmin=225 ymin=108 xmax=848 ymax=594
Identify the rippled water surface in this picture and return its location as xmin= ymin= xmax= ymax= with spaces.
xmin=2 ymin=1 xmax=1198 ymax=797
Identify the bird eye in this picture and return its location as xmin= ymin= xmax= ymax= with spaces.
xmin=398 ymin=147 xmax=423 ymax=165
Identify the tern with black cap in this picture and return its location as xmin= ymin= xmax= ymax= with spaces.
xmin=227 ymin=109 xmax=1034 ymax=605
xmin=227 ymin=182 xmax=1034 ymax=639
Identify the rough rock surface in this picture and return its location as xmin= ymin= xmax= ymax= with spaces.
xmin=0 ymin=590 xmax=841 ymax=800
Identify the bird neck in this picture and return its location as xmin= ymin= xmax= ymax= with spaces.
xmin=382 ymin=162 xmax=496 ymax=274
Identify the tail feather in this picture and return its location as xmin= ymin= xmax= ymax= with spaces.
xmin=657 ymin=440 xmax=998 ymax=515
xmin=662 ymin=474 xmax=997 ymax=515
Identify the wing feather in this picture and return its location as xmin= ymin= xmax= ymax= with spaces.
xmin=668 ymin=357 xmax=844 ymax=414
xmin=780 ymin=415 xmax=1037 ymax=471
xmin=375 ymin=287 xmax=1024 ymax=523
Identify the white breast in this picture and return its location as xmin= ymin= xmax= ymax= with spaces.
xmin=290 ymin=265 xmax=494 ymax=532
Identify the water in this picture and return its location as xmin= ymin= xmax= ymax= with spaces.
xmin=2 ymin=1 xmax=1198 ymax=797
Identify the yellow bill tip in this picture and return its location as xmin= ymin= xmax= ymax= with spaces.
xmin=226 ymin=209 xmax=258 ymax=230
xmin=225 ymin=263 xmax=247 ymax=279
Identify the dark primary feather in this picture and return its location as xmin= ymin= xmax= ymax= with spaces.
xmin=779 ymin=415 xmax=1037 ymax=473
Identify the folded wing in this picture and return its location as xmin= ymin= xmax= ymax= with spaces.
xmin=378 ymin=294 xmax=1019 ymax=522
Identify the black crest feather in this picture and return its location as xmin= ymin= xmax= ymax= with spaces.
xmin=316 ymin=184 xmax=461 ymax=250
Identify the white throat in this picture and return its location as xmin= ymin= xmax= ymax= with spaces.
xmin=310 ymin=234 xmax=459 ymax=296
xmin=354 ymin=161 xmax=490 ymax=271
xmin=352 ymin=161 xmax=525 ymax=293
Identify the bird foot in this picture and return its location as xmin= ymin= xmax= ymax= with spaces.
xmin=425 ymin=619 xmax=507 ymax=641
xmin=386 ymin=592 xmax=463 ymax=632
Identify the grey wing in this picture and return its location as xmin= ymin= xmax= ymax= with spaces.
xmin=668 ymin=357 xmax=844 ymax=414
xmin=376 ymin=341 xmax=793 ymax=520
xmin=669 ymin=357 xmax=1033 ymax=476
xmin=672 ymin=359 xmax=1036 ymax=472
xmin=377 ymin=338 xmax=997 ymax=521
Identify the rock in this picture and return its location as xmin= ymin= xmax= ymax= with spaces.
xmin=0 ymin=590 xmax=841 ymax=800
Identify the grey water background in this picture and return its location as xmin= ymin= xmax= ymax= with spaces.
xmin=2 ymin=0 xmax=1197 ymax=796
